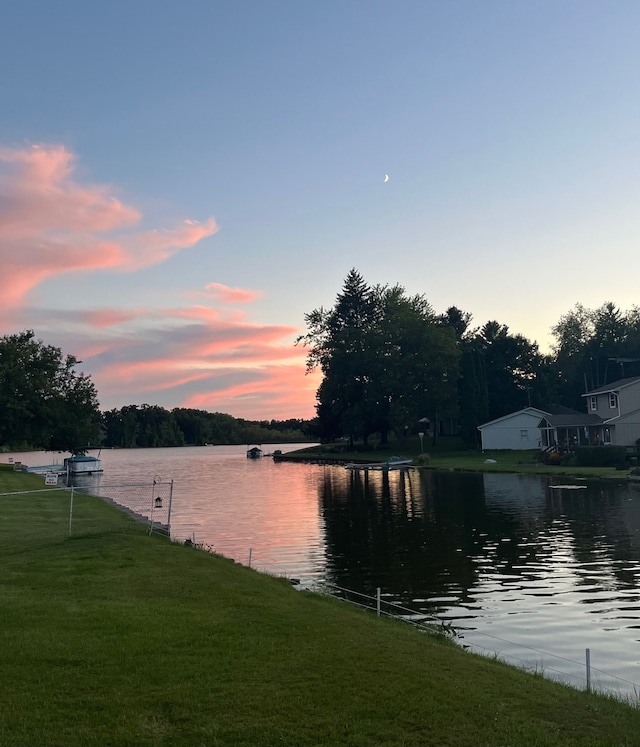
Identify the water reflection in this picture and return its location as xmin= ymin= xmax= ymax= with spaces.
xmin=318 ymin=469 xmax=640 ymax=694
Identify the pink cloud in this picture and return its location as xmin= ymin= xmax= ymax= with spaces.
xmin=0 ymin=144 xmax=217 ymax=314
xmin=82 ymin=308 xmax=146 ymax=328
xmin=0 ymin=142 xmax=318 ymax=419
xmin=38 ymin=301 xmax=318 ymax=418
xmin=182 ymin=366 xmax=321 ymax=420
xmin=119 ymin=219 xmax=218 ymax=272
xmin=200 ymin=282 xmax=261 ymax=304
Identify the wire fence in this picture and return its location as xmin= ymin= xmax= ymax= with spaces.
xmin=78 ymin=479 xmax=174 ymax=535
xmin=4 ymin=482 xmax=640 ymax=705
xmin=0 ymin=479 xmax=173 ymax=539
xmin=215 ymin=544 xmax=640 ymax=705
xmin=314 ymin=581 xmax=640 ymax=703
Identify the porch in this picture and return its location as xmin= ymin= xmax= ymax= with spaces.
xmin=538 ymin=414 xmax=610 ymax=451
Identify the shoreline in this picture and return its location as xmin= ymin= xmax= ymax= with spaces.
xmin=274 ymin=447 xmax=635 ymax=480
xmin=3 ymin=464 xmax=640 ymax=745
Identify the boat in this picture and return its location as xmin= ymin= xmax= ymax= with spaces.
xmin=246 ymin=446 xmax=263 ymax=459
xmin=63 ymin=452 xmax=103 ymax=476
xmin=25 ymin=449 xmax=103 ymax=481
xmin=345 ymin=456 xmax=413 ymax=471
xmin=385 ymin=456 xmax=414 ymax=467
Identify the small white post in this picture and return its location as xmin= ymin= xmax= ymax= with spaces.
xmin=68 ymin=486 xmax=75 ymax=537
xmin=248 ymin=548 xmax=253 ymax=568
xmin=376 ymin=587 xmax=381 ymax=617
xmin=586 ymin=648 xmax=591 ymax=692
xmin=167 ymin=480 xmax=174 ymax=534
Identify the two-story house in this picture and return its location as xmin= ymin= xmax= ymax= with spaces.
xmin=538 ymin=376 xmax=640 ymax=449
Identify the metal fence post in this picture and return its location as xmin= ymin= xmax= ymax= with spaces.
xmin=586 ymin=648 xmax=591 ymax=692
xmin=377 ymin=587 xmax=381 ymax=616
xmin=167 ymin=480 xmax=174 ymax=534
xmin=68 ymin=486 xmax=75 ymax=537
xmin=248 ymin=548 xmax=253 ymax=568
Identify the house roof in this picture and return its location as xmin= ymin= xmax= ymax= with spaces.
xmin=583 ymin=376 xmax=640 ymax=396
xmin=539 ymin=412 xmax=604 ymax=428
xmin=478 ymin=407 xmax=551 ymax=430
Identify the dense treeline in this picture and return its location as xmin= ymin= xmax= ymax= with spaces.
xmin=0 ymin=331 xmax=100 ymax=452
xmin=4 ymin=283 xmax=640 ymax=453
xmin=101 ymin=406 xmax=311 ymax=448
xmin=0 ymin=332 xmax=311 ymax=451
xmin=299 ymin=270 xmax=640 ymax=447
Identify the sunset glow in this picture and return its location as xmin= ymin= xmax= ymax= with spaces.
xmin=3 ymin=2 xmax=640 ymax=419
xmin=0 ymin=143 xmax=313 ymax=418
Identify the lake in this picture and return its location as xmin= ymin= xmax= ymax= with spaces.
xmin=5 ymin=444 xmax=640 ymax=698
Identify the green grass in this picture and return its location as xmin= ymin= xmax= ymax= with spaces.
xmin=283 ymin=440 xmax=632 ymax=478
xmin=2 ymin=465 xmax=640 ymax=746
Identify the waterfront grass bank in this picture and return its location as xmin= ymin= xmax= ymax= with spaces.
xmin=278 ymin=441 xmax=631 ymax=478
xmin=1 ymin=465 xmax=640 ymax=746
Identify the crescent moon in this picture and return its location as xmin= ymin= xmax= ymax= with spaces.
xmin=384 ymin=174 xmax=389 ymax=182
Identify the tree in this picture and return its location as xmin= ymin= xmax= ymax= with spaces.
xmin=0 ymin=331 xmax=100 ymax=451
xmin=458 ymin=346 xmax=488 ymax=447
xmin=470 ymin=322 xmax=548 ymax=422
xmin=551 ymin=302 xmax=640 ymax=409
xmin=439 ymin=306 xmax=473 ymax=340
xmin=298 ymin=269 xmax=382 ymax=445
xmin=298 ymin=271 xmax=459 ymax=445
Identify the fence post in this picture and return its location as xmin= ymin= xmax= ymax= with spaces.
xmin=376 ymin=587 xmax=381 ymax=617
xmin=586 ymin=648 xmax=591 ymax=692
xmin=167 ymin=480 xmax=174 ymax=534
xmin=248 ymin=548 xmax=253 ymax=568
xmin=68 ymin=486 xmax=75 ymax=537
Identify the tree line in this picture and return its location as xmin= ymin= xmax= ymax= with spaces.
xmin=0 ymin=331 xmax=310 ymax=452
xmin=101 ymin=406 xmax=310 ymax=448
xmin=4 ymin=282 xmax=640 ymax=452
xmin=298 ymin=269 xmax=640 ymax=447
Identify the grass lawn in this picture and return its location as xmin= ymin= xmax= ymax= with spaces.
xmin=1 ymin=464 xmax=640 ymax=746
xmin=283 ymin=440 xmax=632 ymax=479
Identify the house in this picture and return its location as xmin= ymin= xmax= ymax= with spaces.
xmin=478 ymin=376 xmax=640 ymax=452
xmin=539 ymin=376 xmax=640 ymax=449
xmin=538 ymin=411 xmax=604 ymax=449
xmin=478 ymin=407 xmax=549 ymax=450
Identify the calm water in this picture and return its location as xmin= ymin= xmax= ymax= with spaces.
xmin=7 ymin=445 xmax=640 ymax=697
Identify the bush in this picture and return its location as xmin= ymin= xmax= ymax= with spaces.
xmin=574 ymin=446 xmax=627 ymax=467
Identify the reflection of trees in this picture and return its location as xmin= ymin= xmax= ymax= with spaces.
xmin=319 ymin=469 xmax=640 ymax=610
xmin=319 ymin=469 xmax=492 ymax=603
xmin=550 ymin=483 xmax=640 ymax=590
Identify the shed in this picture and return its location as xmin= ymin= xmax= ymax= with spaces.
xmin=478 ymin=407 xmax=550 ymax=450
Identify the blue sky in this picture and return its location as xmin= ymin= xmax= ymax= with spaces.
xmin=1 ymin=1 xmax=639 ymax=418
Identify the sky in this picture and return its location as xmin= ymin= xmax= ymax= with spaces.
xmin=2 ymin=1 xmax=640 ymax=420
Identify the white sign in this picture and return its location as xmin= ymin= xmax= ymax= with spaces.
xmin=45 ymin=472 xmax=59 ymax=486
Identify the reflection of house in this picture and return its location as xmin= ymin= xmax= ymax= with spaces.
xmin=540 ymin=376 xmax=640 ymax=450
xmin=478 ymin=407 xmax=549 ymax=450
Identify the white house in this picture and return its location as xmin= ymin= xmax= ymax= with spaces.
xmin=477 ymin=407 xmax=549 ymax=451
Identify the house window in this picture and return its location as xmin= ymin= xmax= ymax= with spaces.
xmin=590 ymin=396 xmax=597 ymax=411
xmin=609 ymin=392 xmax=618 ymax=409
xmin=520 ymin=429 xmax=528 ymax=440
